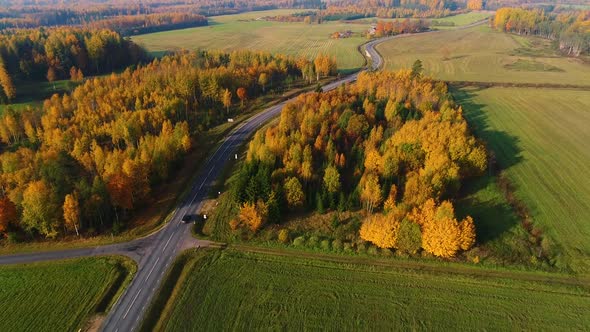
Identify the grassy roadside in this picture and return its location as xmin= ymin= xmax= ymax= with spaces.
xmin=139 ymin=248 xmax=217 ymax=332
xmin=0 ymin=255 xmax=136 ymax=332
xmin=142 ymin=248 xmax=590 ymax=331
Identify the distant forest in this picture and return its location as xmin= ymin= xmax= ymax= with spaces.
xmin=0 ymin=0 xmax=485 ymax=33
xmin=494 ymin=7 xmax=589 ymax=56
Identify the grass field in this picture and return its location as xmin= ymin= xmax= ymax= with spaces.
xmin=0 ymin=256 xmax=135 ymax=331
xmin=377 ymin=24 xmax=590 ymax=85
xmin=455 ymin=87 xmax=590 ymax=272
xmin=431 ymin=11 xmax=492 ymax=28
xmin=455 ymin=174 xmax=535 ymax=266
xmin=354 ymin=11 xmax=491 ymax=27
xmin=132 ymin=9 xmax=368 ymax=73
xmin=145 ymin=249 xmax=590 ymax=331
xmin=132 ymin=11 xmax=494 ymax=74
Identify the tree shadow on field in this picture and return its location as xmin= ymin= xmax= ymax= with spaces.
xmin=451 ymin=85 xmax=524 ymax=245
xmin=456 ymin=175 xmax=521 ymax=245
xmin=451 ymin=85 xmax=523 ymax=171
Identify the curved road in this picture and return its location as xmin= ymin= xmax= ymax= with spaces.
xmin=0 ymin=22 xmax=486 ymax=332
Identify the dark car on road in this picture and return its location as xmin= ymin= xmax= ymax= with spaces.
xmin=181 ymin=215 xmax=192 ymax=223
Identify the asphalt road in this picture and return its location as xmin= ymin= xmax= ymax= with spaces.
xmin=0 ymin=23 xmax=486 ymax=331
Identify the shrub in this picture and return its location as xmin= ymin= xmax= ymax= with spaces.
xmin=337 ymin=192 xmax=347 ymax=212
xmin=229 ymin=219 xmax=240 ymax=231
xmin=356 ymin=241 xmax=367 ymax=254
xmin=367 ymin=245 xmax=379 ymax=256
xmin=316 ymin=195 xmax=325 ymax=214
xmin=320 ymin=239 xmax=331 ymax=251
xmin=260 ymin=228 xmax=276 ymax=242
xmin=396 ymin=250 xmax=409 ymax=258
xmin=343 ymin=242 xmax=354 ymax=253
xmin=381 ymin=248 xmax=393 ymax=256
xmin=308 ymin=236 xmax=320 ymax=248
xmin=332 ymin=239 xmax=343 ymax=252
xmin=396 ymin=219 xmax=422 ymax=254
xmin=293 ymin=236 xmax=306 ymax=247
xmin=112 ymin=221 xmax=121 ymax=235
xmin=330 ymin=213 xmax=340 ymax=229
xmin=6 ymin=232 xmax=19 ymax=244
xmin=278 ymin=229 xmax=290 ymax=243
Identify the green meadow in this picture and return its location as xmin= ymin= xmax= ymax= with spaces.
xmin=145 ymin=249 xmax=590 ymax=331
xmin=0 ymin=256 xmax=135 ymax=331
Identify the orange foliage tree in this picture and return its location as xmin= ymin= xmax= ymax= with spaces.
xmin=360 ymin=214 xmax=400 ymax=249
xmin=0 ymin=197 xmax=17 ymax=235
xmin=409 ymin=199 xmax=476 ymax=257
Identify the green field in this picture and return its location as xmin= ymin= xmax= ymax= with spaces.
xmin=132 ymin=11 xmax=494 ymax=74
xmin=0 ymin=256 xmax=135 ymax=331
xmin=455 ymin=87 xmax=590 ymax=272
xmin=146 ymin=249 xmax=590 ymax=331
xmin=430 ymin=11 xmax=492 ymax=28
xmin=377 ymin=24 xmax=590 ymax=85
xmin=354 ymin=11 xmax=491 ymax=26
xmin=132 ymin=10 xmax=368 ymax=73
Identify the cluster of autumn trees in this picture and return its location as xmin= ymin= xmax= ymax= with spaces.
xmin=265 ymin=0 xmax=496 ymax=23
xmin=0 ymin=50 xmax=305 ymax=239
xmin=321 ymin=5 xmax=456 ymax=20
xmin=231 ymin=69 xmax=486 ymax=257
xmin=266 ymin=1 xmax=464 ymax=22
xmin=0 ymin=0 xmax=323 ymax=30
xmin=0 ymin=11 xmax=208 ymax=33
xmin=494 ymin=7 xmax=590 ymax=56
xmin=466 ymin=0 xmax=484 ymax=10
xmin=0 ymin=27 xmax=147 ymax=102
xmin=372 ymin=19 xmax=430 ymax=37
xmin=305 ymin=54 xmax=338 ymax=82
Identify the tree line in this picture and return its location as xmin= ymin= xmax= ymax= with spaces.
xmin=0 ymin=50 xmax=313 ymax=240
xmin=0 ymin=27 xmax=148 ymax=103
xmin=494 ymin=7 xmax=590 ymax=56
xmin=230 ymin=67 xmax=486 ymax=258
xmin=264 ymin=0 xmax=471 ymax=22
xmin=86 ymin=13 xmax=208 ymax=36
xmin=0 ymin=0 xmax=323 ymax=30
xmin=372 ymin=19 xmax=430 ymax=37
xmin=483 ymin=0 xmax=588 ymax=11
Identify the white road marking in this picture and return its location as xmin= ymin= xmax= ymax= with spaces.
xmin=145 ymin=257 xmax=160 ymax=282
xmin=163 ymin=234 xmax=174 ymax=251
xmin=123 ymin=289 xmax=143 ymax=319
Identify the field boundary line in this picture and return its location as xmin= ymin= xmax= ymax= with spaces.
xmin=229 ymin=244 xmax=590 ymax=288
xmin=449 ymin=80 xmax=590 ymax=90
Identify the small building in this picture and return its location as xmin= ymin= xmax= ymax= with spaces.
xmin=330 ymin=30 xmax=353 ymax=39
